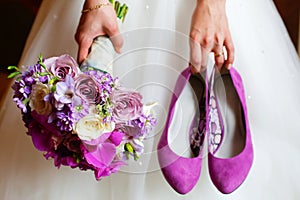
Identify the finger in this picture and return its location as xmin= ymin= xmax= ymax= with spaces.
xmin=224 ymin=35 xmax=235 ymax=69
xmin=189 ymin=38 xmax=202 ymax=74
xmin=213 ymin=43 xmax=225 ymax=71
xmin=77 ymin=37 xmax=93 ymax=64
xmin=200 ymin=35 xmax=214 ymax=53
xmin=105 ymin=23 xmax=123 ymax=53
xmin=200 ymin=46 xmax=209 ymax=72
xmin=110 ymin=33 xmax=124 ymax=53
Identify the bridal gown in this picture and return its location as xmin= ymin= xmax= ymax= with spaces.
xmin=1 ymin=0 xmax=300 ymax=199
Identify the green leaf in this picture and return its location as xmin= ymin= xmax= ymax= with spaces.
xmin=49 ymin=76 xmax=59 ymax=85
xmin=109 ymin=0 xmax=115 ymax=7
xmin=122 ymin=7 xmax=129 ymax=23
xmin=125 ymin=143 xmax=134 ymax=153
xmin=51 ymin=85 xmax=56 ymax=93
xmin=39 ymin=72 xmax=50 ymax=76
xmin=119 ymin=5 xmax=125 ymax=18
xmin=39 ymin=53 xmax=43 ymax=62
xmin=7 ymin=71 xmax=21 ymax=79
xmin=22 ymin=98 xmax=29 ymax=105
xmin=116 ymin=3 xmax=121 ymax=16
xmin=7 ymin=66 xmax=19 ymax=71
xmin=134 ymin=153 xmax=139 ymax=161
xmin=114 ymin=1 xmax=120 ymax=14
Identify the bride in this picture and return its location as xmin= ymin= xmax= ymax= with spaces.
xmin=1 ymin=0 xmax=300 ymax=199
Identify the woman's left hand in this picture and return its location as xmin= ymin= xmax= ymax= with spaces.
xmin=189 ymin=0 xmax=234 ymax=73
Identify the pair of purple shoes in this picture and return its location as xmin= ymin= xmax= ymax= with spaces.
xmin=157 ymin=66 xmax=254 ymax=194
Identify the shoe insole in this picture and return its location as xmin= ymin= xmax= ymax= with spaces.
xmin=214 ymin=72 xmax=246 ymax=158
xmin=168 ymin=74 xmax=205 ymax=158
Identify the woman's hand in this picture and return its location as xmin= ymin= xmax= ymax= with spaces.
xmin=75 ymin=0 xmax=123 ymax=64
xmin=189 ymin=0 xmax=234 ymax=73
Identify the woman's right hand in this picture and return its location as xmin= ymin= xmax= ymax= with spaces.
xmin=75 ymin=0 xmax=123 ymax=64
xmin=189 ymin=0 xmax=234 ymax=73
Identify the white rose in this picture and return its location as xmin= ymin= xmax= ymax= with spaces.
xmin=29 ymin=83 xmax=52 ymax=115
xmin=74 ymin=114 xmax=115 ymax=141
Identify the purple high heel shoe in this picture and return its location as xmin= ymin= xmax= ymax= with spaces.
xmin=157 ymin=66 xmax=206 ymax=194
xmin=207 ymin=67 xmax=254 ymax=194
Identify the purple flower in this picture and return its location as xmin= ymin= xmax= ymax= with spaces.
xmin=54 ymin=75 xmax=81 ymax=109
xmin=13 ymin=79 xmax=31 ymax=99
xmin=28 ymin=122 xmax=52 ymax=151
xmin=45 ymin=55 xmax=79 ymax=80
xmin=94 ymin=160 xmax=125 ymax=180
xmin=13 ymin=97 xmax=28 ymax=113
xmin=56 ymin=110 xmax=74 ymax=132
xmin=12 ymin=77 xmax=33 ymax=113
xmin=112 ymin=88 xmax=143 ymax=123
xmin=71 ymin=101 xmax=89 ymax=122
xmin=84 ymin=70 xmax=116 ymax=100
xmin=74 ymin=74 xmax=101 ymax=105
xmin=27 ymin=63 xmax=42 ymax=74
xmin=38 ymin=75 xmax=49 ymax=83
xmin=82 ymin=131 xmax=125 ymax=179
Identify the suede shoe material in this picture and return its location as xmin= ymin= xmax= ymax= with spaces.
xmin=157 ymin=67 xmax=205 ymax=194
xmin=208 ymin=67 xmax=254 ymax=194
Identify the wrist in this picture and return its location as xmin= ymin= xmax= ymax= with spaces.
xmin=82 ymin=0 xmax=111 ymax=14
xmin=197 ymin=0 xmax=226 ymax=6
xmin=84 ymin=0 xmax=110 ymax=9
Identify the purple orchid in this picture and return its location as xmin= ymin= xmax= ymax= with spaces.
xmin=82 ymin=131 xmax=125 ymax=179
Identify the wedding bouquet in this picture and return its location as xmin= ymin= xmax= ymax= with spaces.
xmin=9 ymin=54 xmax=156 ymax=180
xmin=8 ymin=0 xmax=156 ymax=180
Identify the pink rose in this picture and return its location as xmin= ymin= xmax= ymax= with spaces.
xmin=45 ymin=54 xmax=79 ymax=80
xmin=74 ymin=74 xmax=101 ymax=105
xmin=112 ymin=88 xmax=143 ymax=123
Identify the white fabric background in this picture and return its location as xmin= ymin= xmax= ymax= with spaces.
xmin=0 ymin=0 xmax=300 ymax=199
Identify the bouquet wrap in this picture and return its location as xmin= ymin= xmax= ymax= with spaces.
xmin=80 ymin=20 xmax=123 ymax=74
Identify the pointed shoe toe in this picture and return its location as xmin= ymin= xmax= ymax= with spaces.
xmin=208 ymin=148 xmax=253 ymax=194
xmin=158 ymin=146 xmax=203 ymax=194
xmin=157 ymin=67 xmax=206 ymax=194
xmin=207 ymin=67 xmax=254 ymax=194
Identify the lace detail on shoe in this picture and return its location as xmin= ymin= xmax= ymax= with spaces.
xmin=208 ymin=89 xmax=223 ymax=154
xmin=190 ymin=96 xmax=205 ymax=157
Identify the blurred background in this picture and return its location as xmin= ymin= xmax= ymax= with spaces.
xmin=0 ymin=0 xmax=299 ymax=106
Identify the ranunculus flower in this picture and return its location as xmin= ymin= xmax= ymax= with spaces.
xmin=74 ymin=114 xmax=115 ymax=141
xmin=74 ymin=74 xmax=101 ymax=105
xmin=112 ymin=88 xmax=143 ymax=123
xmin=45 ymin=54 xmax=79 ymax=80
xmin=29 ymin=83 xmax=52 ymax=115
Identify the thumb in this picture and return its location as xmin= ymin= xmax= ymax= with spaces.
xmin=77 ymin=38 xmax=93 ymax=64
xmin=105 ymin=24 xmax=123 ymax=53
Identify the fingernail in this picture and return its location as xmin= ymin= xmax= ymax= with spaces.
xmin=227 ymin=64 xmax=232 ymax=69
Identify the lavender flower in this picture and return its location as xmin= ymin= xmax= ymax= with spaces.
xmin=54 ymin=75 xmax=81 ymax=110
xmin=84 ymin=70 xmax=116 ymax=98
xmin=45 ymin=55 xmax=79 ymax=80
xmin=112 ymin=87 xmax=143 ymax=123
xmin=74 ymin=74 xmax=102 ymax=105
xmin=13 ymin=97 xmax=28 ymax=113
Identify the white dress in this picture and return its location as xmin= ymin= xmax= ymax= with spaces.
xmin=1 ymin=0 xmax=300 ymax=199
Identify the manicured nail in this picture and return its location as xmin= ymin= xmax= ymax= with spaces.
xmin=227 ymin=63 xmax=232 ymax=69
